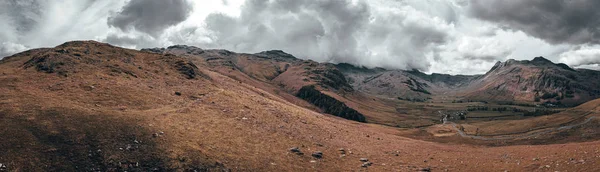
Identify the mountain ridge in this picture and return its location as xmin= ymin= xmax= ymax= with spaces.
xmin=4 ymin=42 xmax=600 ymax=107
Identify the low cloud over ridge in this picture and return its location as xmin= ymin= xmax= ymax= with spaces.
xmin=1 ymin=0 xmax=600 ymax=74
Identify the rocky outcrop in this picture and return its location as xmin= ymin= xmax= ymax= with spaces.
xmin=254 ymin=50 xmax=297 ymax=60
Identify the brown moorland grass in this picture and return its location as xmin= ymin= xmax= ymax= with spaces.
xmin=0 ymin=41 xmax=599 ymax=171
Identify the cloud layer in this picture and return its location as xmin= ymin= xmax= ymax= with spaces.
xmin=200 ymin=0 xmax=477 ymax=72
xmin=108 ymin=0 xmax=193 ymax=37
xmin=0 ymin=0 xmax=125 ymax=56
xmin=470 ymin=0 xmax=600 ymax=44
xmin=559 ymin=45 xmax=600 ymax=66
xmin=1 ymin=0 xmax=599 ymax=74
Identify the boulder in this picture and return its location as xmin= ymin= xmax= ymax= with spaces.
xmin=338 ymin=148 xmax=346 ymax=154
xmin=312 ymin=151 xmax=323 ymax=159
xmin=289 ymin=147 xmax=303 ymax=155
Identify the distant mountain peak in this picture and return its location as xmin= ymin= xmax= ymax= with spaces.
xmin=532 ymin=56 xmax=550 ymax=62
xmin=490 ymin=56 xmax=575 ymax=71
xmin=167 ymin=45 xmax=202 ymax=50
xmin=490 ymin=61 xmax=502 ymax=70
xmin=530 ymin=56 xmax=555 ymax=65
xmin=499 ymin=57 xmax=553 ymax=66
xmin=525 ymin=56 xmax=575 ymax=71
xmin=255 ymin=50 xmax=296 ymax=59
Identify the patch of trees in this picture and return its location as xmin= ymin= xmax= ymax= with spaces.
xmin=297 ymin=85 xmax=366 ymax=122
xmin=565 ymin=90 xmax=575 ymax=98
xmin=522 ymin=109 xmax=560 ymax=117
xmin=397 ymin=97 xmax=431 ymax=102
xmin=466 ymin=106 xmax=509 ymax=112
xmin=466 ymin=106 xmax=489 ymax=111
xmin=451 ymin=100 xmax=489 ymax=104
xmin=498 ymin=101 xmax=536 ymax=107
xmin=540 ymin=92 xmax=559 ymax=99
xmin=467 ymin=106 xmax=560 ymax=117
xmin=535 ymin=91 xmax=572 ymax=104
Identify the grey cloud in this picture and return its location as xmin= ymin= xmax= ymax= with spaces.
xmin=200 ymin=0 xmax=454 ymax=71
xmin=108 ymin=0 xmax=192 ymax=37
xmin=575 ymin=64 xmax=600 ymax=70
xmin=0 ymin=0 xmax=42 ymax=34
xmin=0 ymin=0 xmax=123 ymax=51
xmin=102 ymin=34 xmax=158 ymax=49
xmin=204 ymin=0 xmax=369 ymax=60
xmin=469 ymin=0 xmax=600 ymax=44
xmin=406 ymin=0 xmax=458 ymax=24
xmin=0 ymin=0 xmax=43 ymax=43
xmin=0 ymin=42 xmax=27 ymax=59
xmin=2 ymin=0 xmax=583 ymax=75
xmin=559 ymin=45 xmax=600 ymax=66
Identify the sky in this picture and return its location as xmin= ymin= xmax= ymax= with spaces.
xmin=1 ymin=0 xmax=600 ymax=74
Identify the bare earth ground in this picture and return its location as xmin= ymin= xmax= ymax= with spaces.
xmin=0 ymin=41 xmax=599 ymax=171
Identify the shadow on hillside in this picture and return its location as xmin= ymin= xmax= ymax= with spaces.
xmin=0 ymin=106 xmax=223 ymax=171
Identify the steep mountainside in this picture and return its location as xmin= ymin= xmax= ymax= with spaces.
xmin=335 ymin=57 xmax=600 ymax=107
xmin=142 ymin=46 xmax=363 ymax=122
xmin=464 ymin=57 xmax=600 ymax=106
xmin=336 ymin=63 xmax=478 ymax=101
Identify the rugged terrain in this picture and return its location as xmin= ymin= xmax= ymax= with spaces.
xmin=1 ymin=41 xmax=600 ymax=171
xmin=463 ymin=57 xmax=600 ymax=106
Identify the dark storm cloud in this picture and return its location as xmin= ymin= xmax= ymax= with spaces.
xmin=470 ymin=0 xmax=600 ymax=44
xmin=201 ymin=0 xmax=454 ymax=71
xmin=108 ymin=0 xmax=193 ymax=37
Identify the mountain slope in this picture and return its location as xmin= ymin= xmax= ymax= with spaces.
xmin=464 ymin=57 xmax=600 ymax=106
xmin=140 ymin=46 xmax=600 ymax=126
xmin=142 ymin=46 xmax=366 ymax=122
xmin=336 ymin=63 xmax=478 ymax=101
xmin=2 ymin=41 xmax=600 ymax=171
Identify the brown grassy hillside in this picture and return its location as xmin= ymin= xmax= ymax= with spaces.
xmin=1 ymin=41 xmax=600 ymax=171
